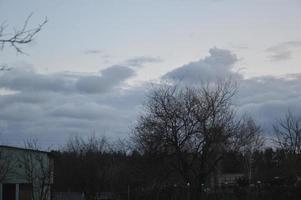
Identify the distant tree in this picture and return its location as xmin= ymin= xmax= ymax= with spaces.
xmin=233 ymin=116 xmax=264 ymax=152
xmin=234 ymin=116 xmax=264 ymax=183
xmin=273 ymin=111 xmax=301 ymax=177
xmin=0 ymin=150 xmax=14 ymax=182
xmin=0 ymin=13 xmax=47 ymax=54
xmin=274 ymin=111 xmax=301 ymax=154
xmin=18 ymin=140 xmax=53 ymax=200
xmin=58 ymin=135 xmax=114 ymax=200
xmin=64 ymin=135 xmax=108 ymax=154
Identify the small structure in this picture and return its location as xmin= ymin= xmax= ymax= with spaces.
xmin=0 ymin=145 xmax=54 ymax=200
xmin=95 ymin=192 xmax=116 ymax=200
xmin=217 ymin=173 xmax=245 ymax=187
xmin=53 ymin=192 xmax=86 ymax=200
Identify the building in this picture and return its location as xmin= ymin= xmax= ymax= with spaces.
xmin=0 ymin=145 xmax=54 ymax=200
xmin=53 ymin=192 xmax=86 ymax=200
xmin=217 ymin=173 xmax=245 ymax=187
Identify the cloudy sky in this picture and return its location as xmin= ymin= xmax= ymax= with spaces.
xmin=0 ymin=0 xmax=301 ymax=148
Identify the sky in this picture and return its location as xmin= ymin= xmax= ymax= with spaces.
xmin=0 ymin=0 xmax=301 ymax=148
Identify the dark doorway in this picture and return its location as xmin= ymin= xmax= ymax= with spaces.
xmin=19 ymin=183 xmax=33 ymax=200
xmin=2 ymin=183 xmax=16 ymax=200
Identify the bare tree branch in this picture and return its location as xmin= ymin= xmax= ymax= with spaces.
xmin=273 ymin=110 xmax=301 ymax=154
xmin=0 ymin=13 xmax=48 ymax=54
xmin=132 ymin=80 xmax=247 ymax=187
xmin=17 ymin=139 xmax=53 ymax=200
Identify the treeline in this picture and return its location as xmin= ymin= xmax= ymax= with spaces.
xmin=52 ymin=139 xmax=301 ymax=200
xmin=52 ymin=81 xmax=301 ymax=200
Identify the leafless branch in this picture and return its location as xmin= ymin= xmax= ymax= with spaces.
xmin=0 ymin=13 xmax=48 ymax=54
xmin=273 ymin=110 xmax=301 ymax=154
xmin=132 ymin=80 xmax=243 ymax=185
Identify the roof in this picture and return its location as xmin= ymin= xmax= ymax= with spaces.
xmin=0 ymin=145 xmax=51 ymax=155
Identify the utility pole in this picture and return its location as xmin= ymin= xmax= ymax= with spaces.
xmin=187 ymin=182 xmax=190 ymax=200
xmin=127 ymin=184 xmax=130 ymax=200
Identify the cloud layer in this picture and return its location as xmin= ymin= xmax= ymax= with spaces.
xmin=0 ymin=64 xmax=143 ymax=147
xmin=164 ymin=48 xmax=241 ymax=83
xmin=1 ymin=48 xmax=301 ymax=147
xmin=266 ymin=41 xmax=301 ymax=61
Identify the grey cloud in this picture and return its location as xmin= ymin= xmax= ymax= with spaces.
xmin=1 ymin=48 xmax=301 ymax=148
xmin=76 ymin=76 xmax=111 ymax=93
xmin=84 ymin=49 xmax=103 ymax=54
xmin=236 ymin=74 xmax=301 ymax=133
xmin=266 ymin=41 xmax=301 ymax=61
xmin=0 ymin=64 xmax=139 ymax=147
xmin=163 ymin=47 xmax=240 ymax=83
xmin=0 ymin=69 xmax=143 ymax=148
xmin=126 ymin=56 xmax=163 ymax=67
xmin=237 ymin=75 xmax=301 ymax=105
xmin=267 ymin=41 xmax=301 ymax=52
xmin=83 ymin=49 xmax=112 ymax=63
xmin=76 ymin=65 xmax=135 ymax=93
xmin=0 ymin=103 xmax=43 ymax=121
xmin=238 ymin=98 xmax=301 ymax=133
xmin=230 ymin=43 xmax=249 ymax=50
xmin=0 ymin=92 xmax=49 ymax=105
xmin=0 ymin=68 xmax=76 ymax=93
xmin=50 ymin=103 xmax=115 ymax=120
xmin=162 ymin=47 xmax=301 ymax=136
xmin=0 ymin=88 xmax=143 ymax=148
xmin=0 ymin=65 xmax=135 ymax=95
xmin=270 ymin=50 xmax=291 ymax=61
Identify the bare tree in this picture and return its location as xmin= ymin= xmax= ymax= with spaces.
xmin=0 ymin=151 xmax=14 ymax=182
xmin=18 ymin=140 xmax=53 ymax=200
xmin=273 ymin=111 xmax=301 ymax=154
xmin=64 ymin=134 xmax=109 ymax=154
xmin=63 ymin=135 xmax=112 ymax=200
xmin=233 ymin=116 xmax=264 ymax=183
xmin=0 ymin=13 xmax=47 ymax=54
xmin=133 ymin=80 xmax=243 ymax=189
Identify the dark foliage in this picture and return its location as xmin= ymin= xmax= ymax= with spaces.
xmin=52 ymin=138 xmax=301 ymax=200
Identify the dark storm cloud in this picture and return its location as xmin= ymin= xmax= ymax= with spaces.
xmin=266 ymin=41 xmax=301 ymax=61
